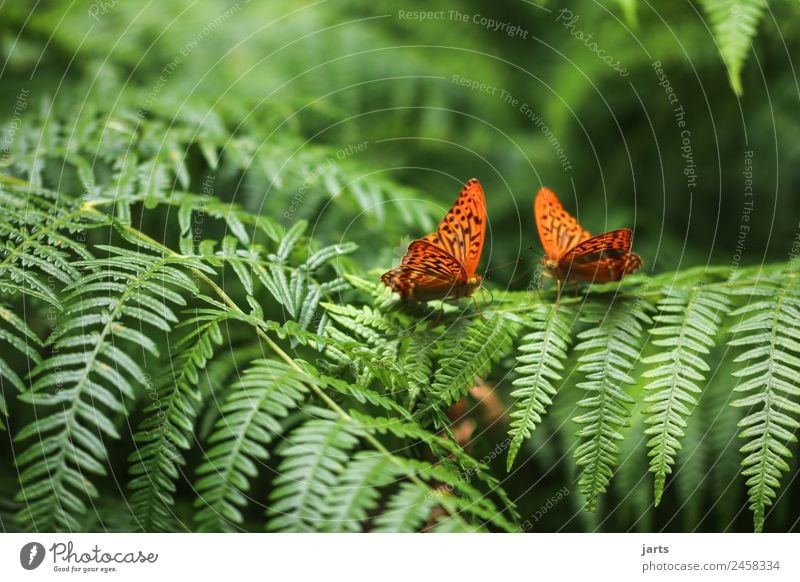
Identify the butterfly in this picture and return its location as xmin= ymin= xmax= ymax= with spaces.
xmin=381 ymin=178 xmax=486 ymax=302
xmin=534 ymin=187 xmax=642 ymax=292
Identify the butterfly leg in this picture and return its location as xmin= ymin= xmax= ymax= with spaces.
xmin=471 ymin=294 xmax=488 ymax=321
xmin=555 ymin=278 xmax=562 ymax=308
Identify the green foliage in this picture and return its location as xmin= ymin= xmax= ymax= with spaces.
xmin=573 ymin=298 xmax=651 ymax=512
xmin=128 ymin=307 xmax=226 ymax=532
xmin=16 ymin=245 xmax=202 ymax=530
xmin=642 ymin=285 xmax=730 ymax=505
xmin=195 ymin=359 xmax=308 ymax=532
xmin=431 ymin=311 xmax=520 ymax=406
xmin=727 ymin=271 xmax=800 ymax=532
xmin=1 ymin=0 xmax=799 ymax=534
xmin=267 ymin=411 xmax=362 ymax=532
xmin=2 ymin=147 xmax=799 ymax=533
xmin=700 ymin=0 xmax=768 ymax=95
xmin=507 ymin=304 xmax=574 ymax=470
xmin=0 ymin=305 xmax=42 ymax=429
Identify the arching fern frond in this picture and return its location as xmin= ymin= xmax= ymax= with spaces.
xmin=194 ymin=359 xmax=307 ymax=532
xmin=0 ymin=186 xmax=109 ymax=306
xmin=128 ymin=307 xmax=228 ymax=532
xmin=573 ymin=298 xmax=651 ymax=512
xmin=507 ymin=304 xmax=574 ymax=470
xmin=642 ymin=285 xmax=731 ymax=504
xmin=431 ymin=311 xmax=520 ymax=406
xmin=322 ymin=451 xmax=400 ymax=532
xmin=15 ymin=245 xmax=202 ymax=531
xmin=267 ymin=410 xmax=361 ymax=532
xmin=727 ymin=273 xmax=800 ymax=532
xmin=0 ymin=304 xmax=42 ymax=430
xmin=399 ymin=327 xmax=436 ymax=408
xmin=371 ymin=481 xmax=439 ymax=533
xmin=700 ymin=0 xmax=768 ymax=95
xmin=349 ymin=410 xmax=519 ymax=530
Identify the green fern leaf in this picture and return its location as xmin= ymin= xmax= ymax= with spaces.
xmin=728 ymin=274 xmax=800 ymax=532
xmin=642 ymin=285 xmax=731 ymax=504
xmin=432 ymin=311 xmax=520 ymax=406
xmin=322 ymin=451 xmax=399 ymax=532
xmin=128 ymin=309 xmax=227 ymax=532
xmin=266 ymin=410 xmax=361 ymax=532
xmin=194 ymin=359 xmax=307 ymax=532
xmin=573 ymin=298 xmax=651 ymax=511
xmin=15 ymin=246 xmax=200 ymax=531
xmin=700 ymin=0 xmax=768 ymax=95
xmin=507 ymin=304 xmax=574 ymax=470
xmin=372 ymin=481 xmax=439 ymax=533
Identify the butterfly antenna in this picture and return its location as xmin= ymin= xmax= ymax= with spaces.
xmin=509 ymin=262 xmax=537 ymax=286
xmin=484 ymin=258 xmax=526 ymax=277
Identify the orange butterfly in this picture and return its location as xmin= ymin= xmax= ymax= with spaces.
xmin=535 ymin=187 xmax=642 ymax=292
xmin=382 ymin=178 xmax=486 ymax=302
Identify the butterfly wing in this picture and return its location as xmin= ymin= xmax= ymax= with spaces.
xmin=558 ymin=228 xmax=642 ymax=282
xmin=421 ymin=178 xmax=486 ymax=276
xmin=535 ymin=188 xmax=592 ymax=260
xmin=381 ymin=240 xmax=469 ymax=301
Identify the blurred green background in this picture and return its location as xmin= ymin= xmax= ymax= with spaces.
xmin=2 ymin=0 xmax=800 ymax=532
xmin=3 ymin=0 xmax=798 ymax=287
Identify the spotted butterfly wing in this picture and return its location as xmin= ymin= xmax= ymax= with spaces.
xmin=535 ymin=187 xmax=591 ymax=260
xmin=557 ymin=228 xmax=642 ymax=283
xmin=421 ymin=178 xmax=486 ymax=276
xmin=535 ymin=188 xmax=642 ymax=284
xmin=382 ymin=241 xmax=468 ymax=302
xmin=382 ymin=179 xmax=486 ymax=302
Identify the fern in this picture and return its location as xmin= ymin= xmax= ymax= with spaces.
xmin=0 ymin=185 xmax=107 ymax=305
xmin=431 ymin=311 xmax=520 ymax=406
xmin=507 ymin=304 xmax=574 ymax=470
xmin=128 ymin=307 xmax=227 ymax=531
xmin=399 ymin=327 xmax=436 ymax=408
xmin=727 ymin=272 xmax=800 ymax=532
xmin=372 ymin=481 xmax=439 ymax=533
xmin=573 ymin=298 xmax=651 ymax=512
xmin=321 ymin=451 xmax=399 ymax=532
xmin=700 ymin=0 xmax=768 ymax=95
xmin=15 ymin=245 xmax=202 ymax=531
xmin=194 ymin=359 xmax=307 ymax=532
xmin=267 ymin=410 xmax=362 ymax=532
xmin=0 ymin=305 xmax=42 ymax=430
xmin=642 ymin=285 xmax=731 ymax=504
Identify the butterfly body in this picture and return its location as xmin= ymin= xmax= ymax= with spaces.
xmin=382 ymin=179 xmax=486 ymax=302
xmin=535 ymin=188 xmax=642 ymax=285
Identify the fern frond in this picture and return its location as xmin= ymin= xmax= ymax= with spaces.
xmin=322 ymin=451 xmax=399 ymax=532
xmin=194 ymin=359 xmax=307 ymax=532
xmin=642 ymin=285 xmax=730 ymax=504
xmin=267 ymin=410 xmax=361 ymax=532
xmin=15 ymin=246 xmax=200 ymax=531
xmin=0 ymin=305 xmax=42 ymax=430
xmin=372 ymin=481 xmax=439 ymax=532
xmin=0 ymin=188 xmax=109 ymax=305
xmin=350 ymin=410 xmax=519 ymax=530
xmin=323 ymin=303 xmax=397 ymax=343
xmin=507 ymin=304 xmax=574 ymax=470
xmin=399 ymin=327 xmax=436 ymax=408
xmin=431 ymin=311 xmax=520 ymax=406
xmin=728 ymin=274 xmax=800 ymax=532
xmin=128 ymin=308 xmax=228 ymax=532
xmin=573 ymin=298 xmax=651 ymax=511
xmin=700 ymin=0 xmax=767 ymax=95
